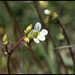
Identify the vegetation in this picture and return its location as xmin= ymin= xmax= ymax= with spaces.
xmin=0 ymin=1 xmax=75 ymax=74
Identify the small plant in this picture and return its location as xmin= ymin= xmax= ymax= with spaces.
xmin=0 ymin=1 xmax=75 ymax=74
xmin=1 ymin=22 xmax=48 ymax=74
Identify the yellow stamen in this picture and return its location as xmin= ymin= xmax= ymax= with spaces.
xmin=33 ymin=30 xmax=39 ymax=38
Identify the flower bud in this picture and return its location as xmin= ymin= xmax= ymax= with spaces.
xmin=21 ymin=41 xmax=28 ymax=47
xmin=24 ymin=30 xmax=28 ymax=35
xmin=52 ymin=12 xmax=58 ymax=20
xmin=23 ymin=43 xmax=28 ymax=47
xmin=24 ymin=24 xmax=32 ymax=34
xmin=45 ymin=16 xmax=50 ymax=24
xmin=4 ymin=51 xmax=8 ymax=55
xmin=39 ymin=1 xmax=49 ymax=9
xmin=3 ymin=34 xmax=8 ymax=42
xmin=26 ymin=24 xmax=32 ymax=33
xmin=60 ymin=28 xmax=63 ymax=33
xmin=24 ymin=37 xmax=30 ymax=43
xmin=28 ymin=32 xmax=33 ymax=39
xmin=44 ymin=9 xmax=51 ymax=15
xmin=56 ymin=33 xmax=64 ymax=40
xmin=3 ymin=41 xmax=9 ymax=45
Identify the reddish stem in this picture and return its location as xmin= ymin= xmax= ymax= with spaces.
xmin=4 ymin=45 xmax=9 ymax=55
xmin=7 ymin=35 xmax=26 ymax=74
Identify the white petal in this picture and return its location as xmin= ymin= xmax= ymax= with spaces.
xmin=38 ymin=34 xmax=46 ymax=41
xmin=33 ymin=38 xmax=40 ymax=43
xmin=34 ymin=22 xmax=41 ymax=31
xmin=31 ymin=30 xmax=34 ymax=36
xmin=44 ymin=9 xmax=50 ymax=15
xmin=40 ymin=29 xmax=48 ymax=36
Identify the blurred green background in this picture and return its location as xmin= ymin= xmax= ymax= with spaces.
xmin=0 ymin=1 xmax=75 ymax=74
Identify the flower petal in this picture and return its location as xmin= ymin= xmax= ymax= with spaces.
xmin=34 ymin=22 xmax=41 ymax=31
xmin=38 ymin=34 xmax=46 ymax=41
xmin=33 ymin=38 xmax=40 ymax=43
xmin=31 ymin=30 xmax=34 ymax=36
xmin=40 ymin=29 xmax=48 ymax=36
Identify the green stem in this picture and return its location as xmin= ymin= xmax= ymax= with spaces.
xmin=21 ymin=46 xmax=25 ymax=74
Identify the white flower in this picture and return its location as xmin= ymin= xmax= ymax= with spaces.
xmin=44 ymin=9 xmax=51 ymax=15
xmin=31 ymin=22 xmax=48 ymax=43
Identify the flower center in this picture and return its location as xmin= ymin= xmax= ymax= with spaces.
xmin=33 ymin=30 xmax=39 ymax=38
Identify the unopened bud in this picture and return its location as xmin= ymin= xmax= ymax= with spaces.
xmin=3 ymin=41 xmax=9 ymax=45
xmin=24 ymin=24 xmax=32 ymax=34
xmin=26 ymin=24 xmax=32 ymax=32
xmin=3 ymin=34 xmax=8 ymax=42
xmin=4 ymin=52 xmax=8 ymax=55
xmin=24 ymin=30 xmax=28 ymax=35
xmin=24 ymin=37 xmax=30 ymax=43
xmin=39 ymin=1 xmax=48 ymax=9
xmin=23 ymin=43 xmax=28 ymax=47
xmin=56 ymin=33 xmax=64 ymax=40
xmin=52 ymin=12 xmax=58 ymax=20
xmin=22 ymin=41 xmax=28 ymax=47
xmin=28 ymin=32 xmax=33 ymax=39
xmin=44 ymin=9 xmax=51 ymax=15
xmin=45 ymin=16 xmax=50 ymax=24
xmin=60 ymin=28 xmax=63 ymax=33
